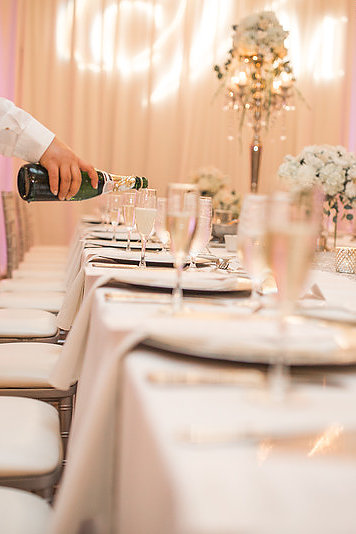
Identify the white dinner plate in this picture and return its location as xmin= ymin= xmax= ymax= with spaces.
xmin=103 ymin=268 xmax=251 ymax=294
xmin=88 ymin=230 xmax=141 ymax=241
xmin=82 ymin=215 xmax=101 ymax=224
xmin=142 ymin=313 xmax=356 ymax=367
xmin=85 ymin=239 xmax=162 ymax=251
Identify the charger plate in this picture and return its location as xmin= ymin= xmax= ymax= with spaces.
xmin=142 ymin=312 xmax=356 ymax=367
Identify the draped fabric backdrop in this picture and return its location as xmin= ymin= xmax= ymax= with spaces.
xmin=0 ymin=0 xmax=355 ymax=245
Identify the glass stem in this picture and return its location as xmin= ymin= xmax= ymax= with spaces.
xmin=269 ymin=312 xmax=290 ymax=402
xmin=139 ymin=237 xmax=147 ymax=268
xmin=126 ymin=229 xmax=131 ymax=251
xmin=172 ymin=264 xmax=184 ymax=313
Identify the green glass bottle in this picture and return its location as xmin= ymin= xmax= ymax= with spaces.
xmin=17 ymin=163 xmax=148 ymax=202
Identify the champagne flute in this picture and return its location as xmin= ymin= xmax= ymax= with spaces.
xmin=167 ymin=183 xmax=199 ymax=312
xmin=189 ymin=197 xmax=212 ymax=268
xmin=265 ymin=188 xmax=323 ymax=399
xmin=109 ymin=193 xmax=122 ymax=242
xmin=135 ymin=189 xmax=157 ymax=268
xmin=154 ymin=197 xmax=170 ymax=251
xmin=236 ymin=194 xmax=268 ymax=302
xmin=100 ymin=195 xmax=111 ymax=231
xmin=123 ymin=191 xmax=136 ymax=251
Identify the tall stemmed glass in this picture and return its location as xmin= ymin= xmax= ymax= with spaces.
xmin=265 ymin=188 xmax=323 ymax=399
xmin=189 ymin=197 xmax=212 ymax=267
xmin=109 ymin=193 xmax=122 ymax=242
xmin=100 ymin=195 xmax=111 ymax=231
xmin=236 ymin=194 xmax=268 ymax=303
xmin=135 ymin=189 xmax=157 ymax=268
xmin=167 ymin=183 xmax=199 ymax=312
xmin=123 ymin=191 xmax=136 ymax=251
xmin=155 ymin=197 xmax=170 ymax=251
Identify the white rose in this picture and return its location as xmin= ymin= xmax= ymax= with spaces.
xmin=345 ymin=181 xmax=356 ymax=199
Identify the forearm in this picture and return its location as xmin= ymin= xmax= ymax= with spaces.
xmin=0 ymin=97 xmax=54 ymax=162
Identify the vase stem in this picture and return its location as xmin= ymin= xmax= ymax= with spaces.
xmin=333 ymin=217 xmax=338 ymax=249
xmin=250 ymin=136 xmax=262 ymax=193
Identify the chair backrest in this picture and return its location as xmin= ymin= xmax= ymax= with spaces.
xmin=15 ymin=195 xmax=34 ymax=254
xmin=1 ymin=192 xmax=20 ymax=277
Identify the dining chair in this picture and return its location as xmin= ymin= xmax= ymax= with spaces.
xmin=0 ymin=486 xmax=52 ymax=534
xmin=0 ymin=192 xmax=67 ymax=313
xmin=0 ymin=396 xmax=62 ymax=501
xmin=0 ymin=342 xmax=76 ymax=459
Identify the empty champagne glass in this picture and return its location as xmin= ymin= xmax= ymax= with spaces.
xmin=123 ymin=191 xmax=136 ymax=251
xmin=109 ymin=193 xmax=122 ymax=242
xmin=265 ymin=188 xmax=323 ymax=399
xmin=167 ymin=183 xmax=199 ymax=312
xmin=100 ymin=195 xmax=111 ymax=231
xmin=236 ymin=194 xmax=268 ymax=302
xmin=189 ymin=197 xmax=212 ymax=267
xmin=155 ymin=197 xmax=170 ymax=251
xmin=135 ymin=189 xmax=157 ymax=267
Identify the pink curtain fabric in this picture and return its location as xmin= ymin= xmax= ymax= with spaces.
xmin=0 ymin=1 xmax=17 ymax=275
xmin=0 ymin=0 xmax=355 ymax=244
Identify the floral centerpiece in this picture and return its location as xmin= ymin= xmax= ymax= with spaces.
xmin=213 ymin=11 xmax=297 ymax=193
xmin=278 ymin=145 xmax=356 ymax=245
xmin=214 ymin=11 xmax=295 ymax=122
xmin=189 ymin=166 xmax=241 ymax=219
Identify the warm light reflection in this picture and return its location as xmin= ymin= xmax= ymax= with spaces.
xmin=257 ymin=440 xmax=273 ymax=466
xmin=308 ymin=424 xmax=344 ymax=457
xmin=56 ymin=1 xmax=348 ymax=104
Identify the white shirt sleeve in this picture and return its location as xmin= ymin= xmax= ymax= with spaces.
xmin=0 ymin=97 xmax=55 ymax=162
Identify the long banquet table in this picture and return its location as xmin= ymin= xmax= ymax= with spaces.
xmin=49 ymin=223 xmax=356 ymax=534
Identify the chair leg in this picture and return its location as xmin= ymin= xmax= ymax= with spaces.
xmin=58 ymin=394 xmax=74 ymax=459
xmin=36 ymin=486 xmax=54 ymax=504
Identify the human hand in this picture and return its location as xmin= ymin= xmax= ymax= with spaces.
xmin=39 ymin=137 xmax=98 ymax=200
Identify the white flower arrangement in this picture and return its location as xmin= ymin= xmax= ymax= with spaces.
xmin=278 ymin=144 xmax=356 ymax=222
xmin=189 ymin=166 xmax=241 ymax=219
xmin=232 ymin=11 xmax=289 ymax=59
xmin=214 ymin=11 xmax=296 ymax=133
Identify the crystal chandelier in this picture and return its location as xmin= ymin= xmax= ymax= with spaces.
xmin=214 ymin=11 xmax=297 ymax=192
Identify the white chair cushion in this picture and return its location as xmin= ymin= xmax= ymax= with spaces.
xmin=0 ymin=309 xmax=58 ymax=338
xmin=0 ymin=292 xmax=64 ymax=313
xmin=0 ymin=487 xmax=51 ymax=534
xmin=25 ymin=249 xmax=68 ymax=259
xmin=12 ymin=269 xmax=66 ymax=280
xmin=29 ymin=246 xmax=68 ymax=253
xmin=0 ymin=278 xmax=65 ymax=292
xmin=0 ymin=396 xmax=62 ymax=476
xmin=18 ymin=262 xmax=67 ymax=271
xmin=0 ymin=343 xmax=63 ymax=387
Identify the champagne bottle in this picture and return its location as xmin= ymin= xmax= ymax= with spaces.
xmin=17 ymin=163 xmax=148 ymax=202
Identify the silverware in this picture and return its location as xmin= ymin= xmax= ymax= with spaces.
xmin=105 ymin=291 xmax=170 ymax=304
xmin=89 ymin=261 xmax=138 ymax=269
xmin=176 ymin=426 xmax=284 ymax=445
xmin=147 ymin=368 xmax=264 ymax=387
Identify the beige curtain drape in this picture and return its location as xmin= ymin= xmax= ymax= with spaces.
xmin=4 ymin=0 xmax=355 ymax=244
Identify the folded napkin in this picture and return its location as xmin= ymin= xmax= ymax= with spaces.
xmin=83 ymin=248 xmax=174 ymax=265
xmin=85 ymin=239 xmax=162 ymax=251
xmin=307 ymin=271 xmax=356 ymax=311
xmin=87 ymin=229 xmax=140 ymax=241
xmin=106 ymin=268 xmax=248 ymax=291
xmin=139 ymin=314 xmax=339 ymax=365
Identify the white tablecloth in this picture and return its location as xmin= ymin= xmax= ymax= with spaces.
xmin=49 ymin=265 xmax=356 ymax=534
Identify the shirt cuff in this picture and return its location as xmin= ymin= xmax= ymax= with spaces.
xmin=13 ymin=116 xmax=55 ymax=162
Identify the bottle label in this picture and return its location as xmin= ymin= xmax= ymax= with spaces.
xmin=100 ymin=170 xmax=136 ymax=193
